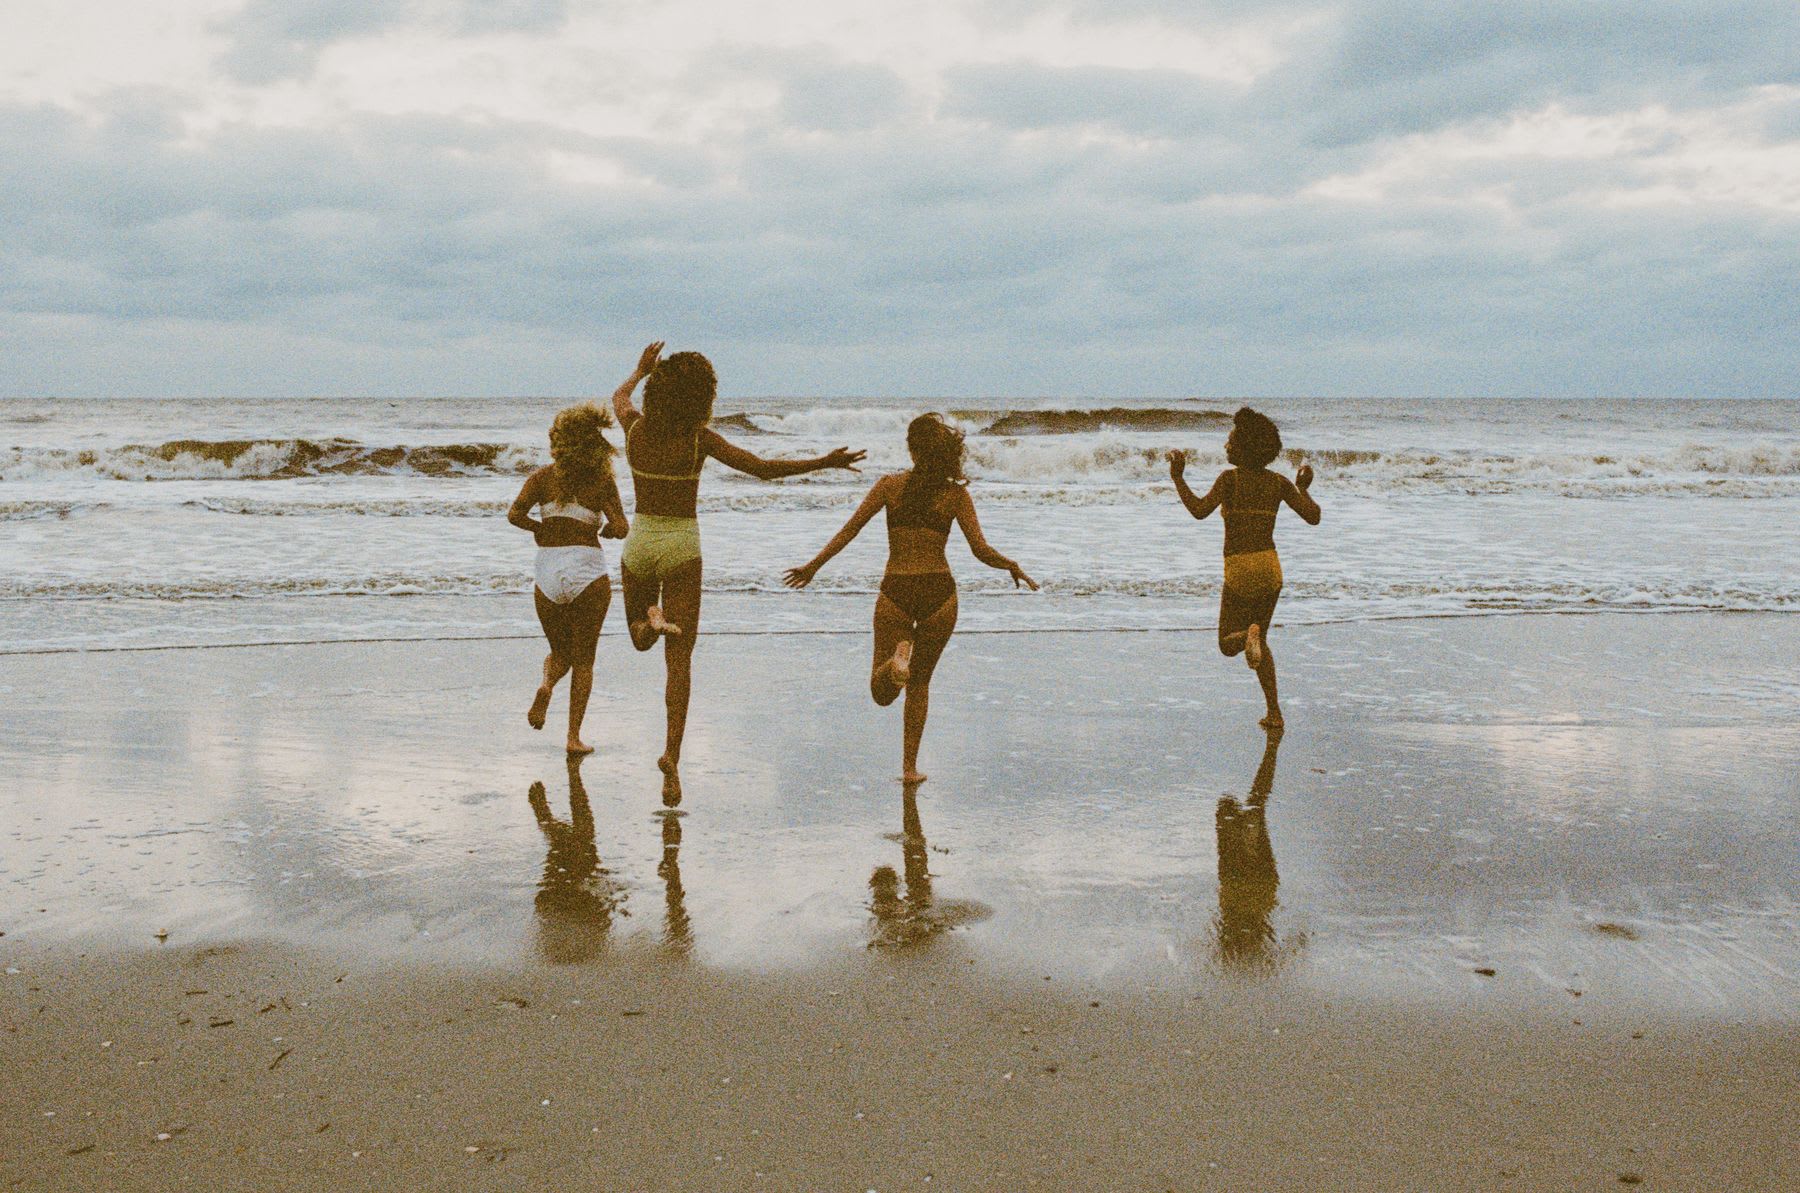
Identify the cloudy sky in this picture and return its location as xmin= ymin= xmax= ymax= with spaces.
xmin=3 ymin=0 xmax=1797 ymax=398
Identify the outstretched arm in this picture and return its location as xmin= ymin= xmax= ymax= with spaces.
xmin=783 ymin=478 xmax=892 ymax=588
xmin=701 ymin=428 xmax=866 ymax=482
xmin=1283 ymin=464 xmax=1321 ymax=525
xmin=508 ymin=469 xmax=547 ymax=539
xmin=954 ymin=491 xmax=1038 ymax=589
xmin=611 ymin=341 xmax=664 ymax=431
xmin=1167 ymin=451 xmax=1223 ymax=520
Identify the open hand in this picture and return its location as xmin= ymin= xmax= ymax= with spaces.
xmin=1009 ymin=563 xmax=1039 ymax=591
xmin=1296 ymin=461 xmax=1314 ymax=491
xmin=636 ymin=340 xmax=665 ymax=377
xmin=1167 ymin=449 xmax=1187 ymax=480
xmin=782 ymin=564 xmax=817 ymax=589
xmin=821 ymin=447 xmax=867 ymax=472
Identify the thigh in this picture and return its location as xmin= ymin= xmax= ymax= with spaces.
xmin=562 ymin=576 xmax=611 ymax=665
xmin=620 ymin=562 xmax=658 ymax=623
xmin=1218 ymin=584 xmax=1278 ymax=652
xmin=908 ymin=591 xmax=958 ymax=682
xmin=659 ymin=558 xmax=704 ymax=653
xmin=871 ymin=588 xmax=912 ymax=673
xmin=535 ymin=589 xmax=579 ymax=666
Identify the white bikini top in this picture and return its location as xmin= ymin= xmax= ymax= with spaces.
xmin=539 ymin=499 xmax=600 ymax=526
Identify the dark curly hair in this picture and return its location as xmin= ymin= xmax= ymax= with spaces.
xmin=897 ymin=413 xmax=967 ymax=522
xmin=643 ymin=351 xmax=717 ymax=434
xmin=1226 ymin=406 xmax=1282 ymax=469
xmin=548 ymin=402 xmax=615 ymax=489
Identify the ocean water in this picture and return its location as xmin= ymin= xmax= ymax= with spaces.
xmin=2 ymin=396 xmax=1797 ymax=652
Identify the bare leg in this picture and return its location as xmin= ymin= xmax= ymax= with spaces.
xmin=898 ymin=596 xmax=957 ymax=784
xmin=656 ymin=558 xmax=703 ymax=805
xmin=621 ymin=564 xmax=663 ymax=652
xmin=1252 ymin=632 xmax=1282 ymax=730
xmin=566 ymin=665 xmax=594 ymax=754
xmin=870 ymin=595 xmax=911 ymax=708
xmin=531 ymin=652 xmax=568 ymax=730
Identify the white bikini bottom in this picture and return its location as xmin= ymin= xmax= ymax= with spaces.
xmin=535 ymin=545 xmax=609 ymax=605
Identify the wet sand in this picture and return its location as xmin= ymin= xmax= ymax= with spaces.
xmin=3 ymin=613 xmax=1798 ymax=1188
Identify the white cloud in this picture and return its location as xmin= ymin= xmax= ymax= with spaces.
xmin=1 ymin=0 xmax=1797 ymax=397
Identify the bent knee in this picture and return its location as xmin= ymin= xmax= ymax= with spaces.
xmin=1219 ymin=639 xmax=1245 ymax=657
xmin=871 ymin=684 xmax=900 ymax=707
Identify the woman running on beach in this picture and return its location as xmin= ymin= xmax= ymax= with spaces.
xmin=784 ymin=414 xmax=1037 ymax=783
xmin=508 ymin=403 xmax=628 ymax=754
xmin=611 ymin=342 xmax=866 ymax=804
xmin=1168 ymin=407 xmax=1320 ymax=729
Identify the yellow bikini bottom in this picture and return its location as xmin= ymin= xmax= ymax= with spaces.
xmin=1222 ymin=549 xmax=1282 ymax=600
xmin=622 ymin=514 xmax=701 ymax=581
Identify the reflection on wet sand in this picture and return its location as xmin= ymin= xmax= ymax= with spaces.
xmin=528 ymin=757 xmax=624 ymax=964
xmin=657 ymin=811 xmax=692 ymax=957
xmin=869 ymin=784 xmax=992 ymax=951
xmin=1214 ymin=729 xmax=1301 ymax=970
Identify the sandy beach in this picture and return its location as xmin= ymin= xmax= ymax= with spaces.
xmin=3 ymin=613 xmax=1798 ymax=1189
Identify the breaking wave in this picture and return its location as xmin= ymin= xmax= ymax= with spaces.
xmin=0 ymin=439 xmax=540 ymax=482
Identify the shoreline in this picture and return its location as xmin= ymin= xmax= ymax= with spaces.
xmin=4 ymin=602 xmax=1795 ymax=659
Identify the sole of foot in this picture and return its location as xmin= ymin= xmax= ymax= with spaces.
xmin=567 ymin=740 xmax=595 ymax=756
xmin=659 ymin=756 xmax=683 ymax=807
xmin=646 ymin=606 xmax=681 ymax=637
xmin=891 ymin=640 xmax=913 ymax=687
xmin=528 ymin=686 xmax=551 ymax=730
xmin=1245 ymin=624 xmax=1265 ymax=671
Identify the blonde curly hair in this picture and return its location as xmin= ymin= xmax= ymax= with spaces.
xmin=548 ymin=403 xmax=616 ymax=490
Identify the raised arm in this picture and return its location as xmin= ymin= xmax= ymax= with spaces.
xmin=700 ymin=427 xmax=866 ymax=482
xmin=953 ymin=490 xmax=1038 ymax=589
xmin=1283 ymin=463 xmax=1321 ymax=525
xmin=782 ymin=477 xmax=893 ymax=588
xmin=611 ymin=341 xmax=664 ymax=431
xmin=1167 ymin=451 xmax=1224 ymax=520
xmin=508 ymin=468 xmax=548 ymax=538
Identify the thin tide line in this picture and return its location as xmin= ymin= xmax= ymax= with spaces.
xmin=0 ymin=606 xmax=1786 ymax=657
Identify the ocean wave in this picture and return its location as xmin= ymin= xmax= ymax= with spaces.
xmin=0 ymin=499 xmax=97 ymax=521
xmin=0 ymin=439 xmax=541 ymax=482
xmin=5 ymin=426 xmax=1798 ymax=494
xmin=981 ymin=406 xmax=1232 ymax=435
xmin=712 ymin=404 xmax=1231 ymax=438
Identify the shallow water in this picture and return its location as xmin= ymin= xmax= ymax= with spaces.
xmin=2 ymin=615 xmax=1795 ymax=1017
xmin=3 ymin=396 xmax=1797 ymax=653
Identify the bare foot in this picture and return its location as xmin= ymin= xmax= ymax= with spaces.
xmin=900 ymin=771 xmax=927 ymax=785
xmin=659 ymin=755 xmax=682 ymax=807
xmin=567 ymin=738 xmax=594 ymax=755
xmin=1259 ymin=712 xmax=1284 ymax=732
xmin=646 ymin=606 xmax=682 ymax=638
xmin=1245 ymin=623 xmax=1265 ymax=671
xmin=890 ymin=640 xmax=913 ymax=688
xmin=528 ymin=685 xmax=551 ymax=730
